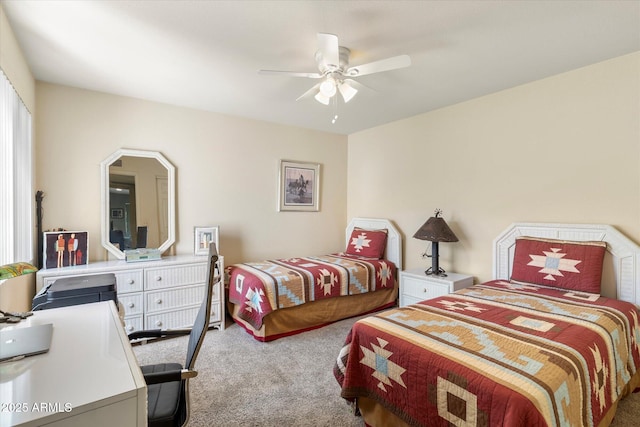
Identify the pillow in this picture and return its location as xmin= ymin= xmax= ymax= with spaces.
xmin=345 ymin=227 xmax=388 ymax=259
xmin=510 ymin=236 xmax=607 ymax=294
xmin=0 ymin=262 xmax=38 ymax=280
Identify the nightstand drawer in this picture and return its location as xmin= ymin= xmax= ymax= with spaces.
xmin=402 ymin=294 xmax=430 ymax=306
xmin=403 ymin=275 xmax=449 ymax=300
xmin=399 ymin=269 xmax=474 ymax=307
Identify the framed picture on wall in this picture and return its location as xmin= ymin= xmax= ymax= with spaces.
xmin=43 ymin=231 xmax=89 ymax=269
xmin=194 ymin=226 xmax=219 ymax=256
xmin=278 ymin=160 xmax=320 ymax=212
xmin=111 ymin=208 xmax=124 ymax=219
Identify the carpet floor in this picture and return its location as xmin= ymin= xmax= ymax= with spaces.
xmin=133 ymin=315 xmax=640 ymax=426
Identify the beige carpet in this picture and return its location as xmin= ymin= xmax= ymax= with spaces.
xmin=133 ymin=315 xmax=640 ymax=426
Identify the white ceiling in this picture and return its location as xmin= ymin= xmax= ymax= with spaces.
xmin=2 ymin=1 xmax=639 ymax=135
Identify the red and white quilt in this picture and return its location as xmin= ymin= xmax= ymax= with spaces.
xmin=227 ymin=253 xmax=396 ymax=329
xmin=335 ymin=280 xmax=640 ymax=426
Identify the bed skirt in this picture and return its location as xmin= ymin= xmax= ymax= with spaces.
xmin=228 ymin=286 xmax=398 ymax=341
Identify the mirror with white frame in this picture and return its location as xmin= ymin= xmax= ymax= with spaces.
xmin=100 ymin=149 xmax=175 ymax=259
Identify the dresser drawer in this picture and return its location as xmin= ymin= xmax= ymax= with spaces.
xmin=402 ymin=275 xmax=449 ymax=300
xmin=145 ymin=303 xmax=221 ymax=329
xmin=118 ymin=292 xmax=143 ymax=316
xmin=144 ymin=263 xmax=207 ymax=290
xmin=114 ymin=270 xmax=143 ymax=294
xmin=122 ymin=315 xmax=143 ymax=334
xmin=145 ymin=284 xmax=205 ymax=313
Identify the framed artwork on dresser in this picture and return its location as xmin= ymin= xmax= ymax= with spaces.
xmin=194 ymin=226 xmax=219 ymax=255
xmin=43 ymin=231 xmax=88 ymax=269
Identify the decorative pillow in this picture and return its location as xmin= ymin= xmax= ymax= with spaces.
xmin=345 ymin=227 xmax=388 ymax=259
xmin=0 ymin=262 xmax=38 ymax=280
xmin=510 ymin=236 xmax=607 ymax=294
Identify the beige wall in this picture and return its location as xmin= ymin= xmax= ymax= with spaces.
xmin=0 ymin=6 xmax=35 ymax=112
xmin=347 ymin=52 xmax=640 ymax=282
xmin=35 ymin=83 xmax=348 ymax=264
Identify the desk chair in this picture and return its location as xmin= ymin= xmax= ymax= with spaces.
xmin=128 ymin=243 xmax=219 ymax=427
xmin=109 ymin=229 xmax=125 ymax=250
xmin=136 ymin=226 xmax=148 ymax=248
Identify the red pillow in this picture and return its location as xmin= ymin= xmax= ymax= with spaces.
xmin=345 ymin=227 xmax=388 ymax=259
xmin=510 ymin=236 xmax=607 ymax=294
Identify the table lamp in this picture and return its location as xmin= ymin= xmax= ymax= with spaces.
xmin=413 ymin=209 xmax=459 ymax=276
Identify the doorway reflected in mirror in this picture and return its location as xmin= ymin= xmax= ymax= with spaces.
xmin=101 ymin=149 xmax=175 ymax=259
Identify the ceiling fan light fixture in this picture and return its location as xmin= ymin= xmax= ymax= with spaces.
xmin=314 ymin=92 xmax=331 ymax=105
xmin=338 ymin=81 xmax=358 ymax=103
xmin=319 ymin=77 xmax=337 ymax=97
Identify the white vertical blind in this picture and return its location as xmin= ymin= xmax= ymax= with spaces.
xmin=0 ymin=69 xmax=33 ymax=265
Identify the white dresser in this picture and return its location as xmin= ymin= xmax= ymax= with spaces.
xmin=399 ymin=268 xmax=474 ymax=307
xmin=35 ymin=255 xmax=225 ymax=333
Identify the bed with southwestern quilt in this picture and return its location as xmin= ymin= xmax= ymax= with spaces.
xmin=334 ymin=280 xmax=640 ymax=427
xmin=227 ymin=253 xmax=397 ymax=337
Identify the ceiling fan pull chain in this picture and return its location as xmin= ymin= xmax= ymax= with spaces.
xmin=331 ymin=95 xmax=339 ymax=124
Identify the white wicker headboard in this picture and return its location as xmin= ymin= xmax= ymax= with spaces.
xmin=493 ymin=223 xmax=640 ymax=306
xmin=347 ymin=218 xmax=403 ymax=270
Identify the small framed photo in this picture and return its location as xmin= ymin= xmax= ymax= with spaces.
xmin=278 ymin=160 xmax=320 ymax=212
xmin=194 ymin=226 xmax=219 ymax=256
xmin=43 ymin=231 xmax=89 ymax=269
xmin=111 ymin=208 xmax=124 ymax=219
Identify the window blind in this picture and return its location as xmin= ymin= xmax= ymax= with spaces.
xmin=0 ymin=69 xmax=33 ymax=265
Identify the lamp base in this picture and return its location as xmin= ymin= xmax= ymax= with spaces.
xmin=424 ymin=266 xmax=448 ymax=277
xmin=425 ymin=241 xmax=447 ymax=276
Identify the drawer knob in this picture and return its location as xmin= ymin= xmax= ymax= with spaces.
xmin=155 ymin=298 xmax=162 ymax=305
xmin=128 ymin=279 xmax=135 ymax=285
xmin=423 ymin=288 xmax=427 ymax=293
xmin=127 ymin=325 xmax=134 ymax=332
xmin=156 ymin=276 xmax=162 ymax=282
xmin=155 ymin=320 xmax=162 ymax=327
xmin=128 ymin=302 xmax=135 ymax=308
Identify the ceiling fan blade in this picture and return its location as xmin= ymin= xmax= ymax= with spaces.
xmin=317 ymin=33 xmax=340 ymax=69
xmin=259 ymin=69 xmax=323 ymax=78
xmin=296 ymin=83 xmax=321 ymax=101
xmin=345 ymin=54 xmax=411 ymax=77
xmin=342 ymin=78 xmax=372 ymax=92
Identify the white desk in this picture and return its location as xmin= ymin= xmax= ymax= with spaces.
xmin=0 ymin=302 xmax=146 ymax=427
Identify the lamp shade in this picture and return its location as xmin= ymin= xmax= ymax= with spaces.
xmin=413 ymin=214 xmax=458 ymax=242
xmin=338 ymin=80 xmax=358 ymax=103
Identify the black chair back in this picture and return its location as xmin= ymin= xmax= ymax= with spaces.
xmin=110 ymin=229 xmax=125 ymax=250
xmin=185 ymin=242 xmax=218 ymax=370
xmin=136 ymin=226 xmax=148 ymax=248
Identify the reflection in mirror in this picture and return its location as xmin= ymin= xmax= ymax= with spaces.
xmin=109 ymin=173 xmax=138 ymax=249
xmin=101 ymin=149 xmax=175 ymax=259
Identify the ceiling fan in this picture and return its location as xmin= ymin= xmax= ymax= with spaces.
xmin=259 ymin=33 xmax=411 ymax=106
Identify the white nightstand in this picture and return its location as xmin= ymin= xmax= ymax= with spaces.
xmin=399 ymin=268 xmax=474 ymax=307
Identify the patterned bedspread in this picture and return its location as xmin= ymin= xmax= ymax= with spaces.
xmin=334 ymin=280 xmax=640 ymax=427
xmin=226 ymin=254 xmax=396 ymax=329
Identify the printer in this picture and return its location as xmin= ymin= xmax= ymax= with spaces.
xmin=32 ymin=273 xmax=117 ymax=311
